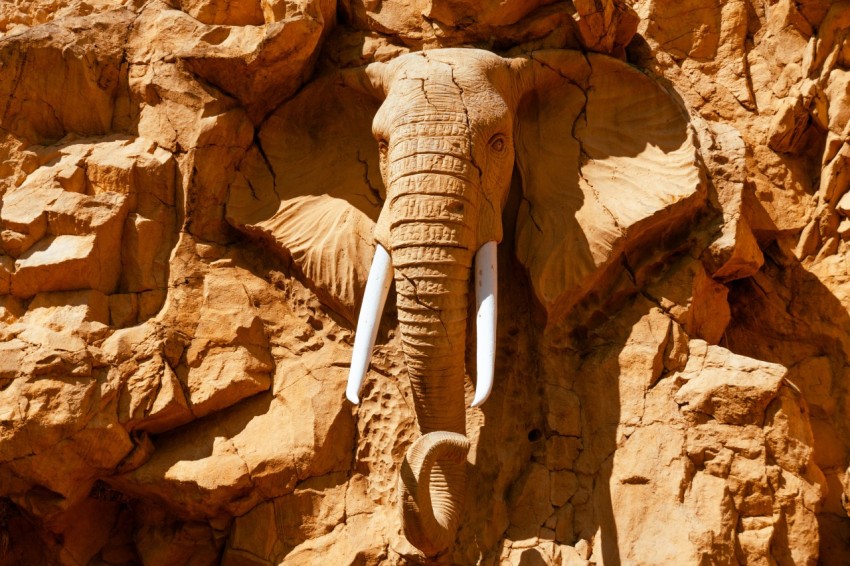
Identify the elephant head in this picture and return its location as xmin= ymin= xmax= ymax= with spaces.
xmin=226 ymin=48 xmax=704 ymax=556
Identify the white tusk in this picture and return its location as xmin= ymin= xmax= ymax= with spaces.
xmin=471 ymin=241 xmax=497 ymax=408
xmin=347 ymin=244 xmax=394 ymax=405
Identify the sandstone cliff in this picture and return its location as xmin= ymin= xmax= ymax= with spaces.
xmin=0 ymin=0 xmax=848 ymax=564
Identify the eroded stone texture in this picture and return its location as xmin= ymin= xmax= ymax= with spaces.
xmin=0 ymin=0 xmax=848 ymax=564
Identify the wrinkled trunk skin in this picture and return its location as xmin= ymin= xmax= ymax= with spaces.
xmin=386 ymin=111 xmax=479 ymax=556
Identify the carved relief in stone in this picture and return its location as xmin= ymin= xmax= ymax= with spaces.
xmin=227 ymin=47 xmax=704 ymax=556
xmin=0 ymin=1 xmax=844 ymax=563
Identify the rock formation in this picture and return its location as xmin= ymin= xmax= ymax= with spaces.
xmin=0 ymin=0 xmax=847 ymax=564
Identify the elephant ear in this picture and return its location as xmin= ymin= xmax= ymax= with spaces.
xmin=513 ymin=50 xmax=705 ymax=324
xmin=226 ymin=72 xmax=384 ymax=323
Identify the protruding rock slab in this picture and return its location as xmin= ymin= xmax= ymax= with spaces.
xmin=675 ymin=340 xmax=786 ymax=426
xmin=110 ymin=379 xmax=355 ymax=519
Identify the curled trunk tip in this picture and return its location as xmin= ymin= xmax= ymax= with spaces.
xmin=399 ymin=431 xmax=470 ymax=557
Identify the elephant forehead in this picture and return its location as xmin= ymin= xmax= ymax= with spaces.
xmin=395 ymin=57 xmax=455 ymax=81
xmin=425 ymin=47 xmax=506 ymax=65
xmin=392 ymin=48 xmax=506 ymax=73
xmin=376 ymin=50 xmax=512 ymax=137
xmin=389 ymin=50 xmax=503 ymax=96
xmin=382 ymin=77 xmax=509 ymax=133
xmin=421 ymin=66 xmax=497 ymax=99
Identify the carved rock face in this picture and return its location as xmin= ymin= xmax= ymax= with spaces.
xmin=226 ymin=42 xmax=711 ymax=557
xmin=0 ymin=0 xmax=846 ymax=564
xmin=228 ymin=47 xmax=706 ymax=326
xmin=0 ymin=137 xmax=176 ymax=321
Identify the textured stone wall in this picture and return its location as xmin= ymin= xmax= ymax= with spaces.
xmin=0 ymin=0 xmax=847 ymax=564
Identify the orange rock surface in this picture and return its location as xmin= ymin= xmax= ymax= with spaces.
xmin=0 ymin=0 xmax=847 ymax=564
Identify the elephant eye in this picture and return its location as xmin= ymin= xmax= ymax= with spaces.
xmin=489 ymin=134 xmax=506 ymax=153
xmin=377 ymin=139 xmax=389 ymax=157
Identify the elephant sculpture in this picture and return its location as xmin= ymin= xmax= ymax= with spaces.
xmin=226 ymin=48 xmax=704 ymax=556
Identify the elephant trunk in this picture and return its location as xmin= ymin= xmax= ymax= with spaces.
xmin=399 ymin=431 xmax=470 ymax=556
xmin=387 ymin=122 xmax=480 ymax=555
xmin=346 ymin=105 xmax=496 ymax=555
xmin=392 ymin=241 xmax=471 ymax=435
